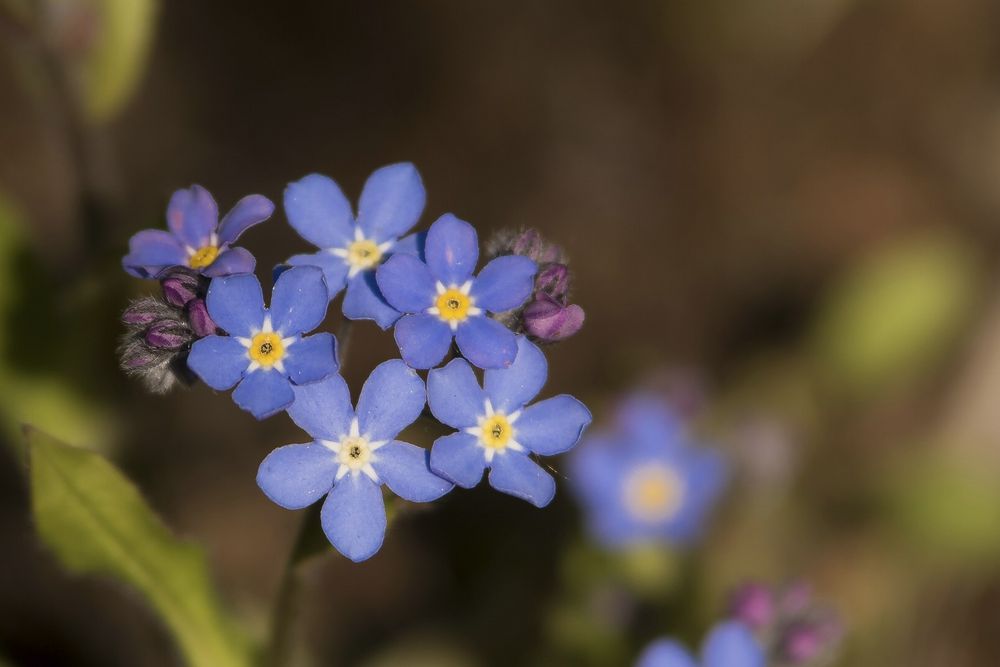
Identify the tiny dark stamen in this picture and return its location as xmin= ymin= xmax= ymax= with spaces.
xmin=349 ymin=445 xmax=362 ymax=459
xmin=447 ymin=298 xmax=460 ymax=309
xmin=259 ymin=342 xmax=273 ymax=355
xmin=491 ymin=424 xmax=503 ymax=438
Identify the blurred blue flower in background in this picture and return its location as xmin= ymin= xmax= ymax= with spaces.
xmin=636 ymin=621 xmax=764 ymax=667
xmin=257 ymin=361 xmax=453 ymax=561
xmin=187 ymin=266 xmax=337 ymax=419
xmin=377 ymin=213 xmax=537 ymax=369
xmin=570 ymin=394 xmax=727 ymax=548
xmin=426 ymin=336 xmax=590 ymax=506
xmin=284 ymin=163 xmax=428 ymax=328
xmin=123 ymin=185 xmax=274 ymax=278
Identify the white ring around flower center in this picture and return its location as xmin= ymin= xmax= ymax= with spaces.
xmin=463 ymin=399 xmax=525 ymax=463
xmin=320 ymin=417 xmax=386 ymax=482
xmin=329 ymin=227 xmax=394 ymax=279
xmin=621 ymin=463 xmax=685 ymax=523
xmin=234 ymin=315 xmax=298 ymax=373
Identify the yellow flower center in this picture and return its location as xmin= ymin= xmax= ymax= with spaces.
xmin=338 ymin=436 xmax=372 ymax=469
xmin=435 ymin=288 xmax=473 ymax=323
xmin=188 ymin=245 xmax=219 ymax=269
xmin=480 ymin=414 xmax=514 ymax=449
xmin=623 ymin=465 xmax=684 ymax=523
xmin=346 ymin=239 xmax=383 ymax=270
xmin=248 ymin=332 xmax=285 ymax=367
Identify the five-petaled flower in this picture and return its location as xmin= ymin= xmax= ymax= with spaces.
xmin=256 ymin=361 xmax=453 ymax=561
xmin=636 ymin=621 xmax=764 ymax=667
xmin=426 ymin=336 xmax=591 ymax=507
xmin=377 ymin=214 xmax=537 ymax=369
xmin=569 ymin=394 xmax=727 ymax=548
xmin=284 ymin=163 xmax=427 ymax=329
xmin=187 ymin=266 xmax=338 ymax=419
xmin=123 ymin=185 xmax=273 ymax=279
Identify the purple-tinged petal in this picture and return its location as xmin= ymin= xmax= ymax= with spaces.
xmin=343 ymin=272 xmax=402 ymax=329
xmin=233 ymin=370 xmax=294 ymax=420
xmin=523 ymin=296 xmax=585 ymax=342
xmin=425 ymin=213 xmax=479 ymax=285
xmin=427 ymin=358 xmax=485 ymax=429
xmin=205 ymin=273 xmax=265 ymax=337
xmin=356 ymin=162 xmax=425 ymax=243
xmin=636 ymin=639 xmax=698 ymax=667
xmin=391 ymin=231 xmax=426 ymax=261
xmin=430 ymin=432 xmax=487 ymax=488
xmin=166 ymin=185 xmax=218 ymax=249
xmin=514 ymin=395 xmax=591 ymax=456
xmin=287 ymin=251 xmax=350 ymax=299
xmin=321 ymin=473 xmax=386 ymax=562
xmin=122 ymin=230 xmax=187 ymax=278
xmin=217 ymin=194 xmax=274 ymax=245
xmin=372 ymin=441 xmax=452 ymax=502
xmin=284 ymin=174 xmax=355 ymax=249
xmin=256 ymin=442 xmax=338 ymax=509
xmin=269 ymin=266 xmax=329 ymax=335
xmin=455 ymin=316 xmax=518 ymax=369
xmin=185 ymin=299 xmax=218 ymax=337
xmin=484 ymin=335 xmax=547 ymax=412
xmin=355 ymin=360 xmax=425 ymax=441
xmin=284 ymin=333 xmax=338 ymax=385
xmin=188 ymin=335 xmax=247 ymax=390
xmin=470 ymin=255 xmax=536 ymax=313
xmin=376 ymin=253 xmax=436 ymax=313
xmin=161 ymin=271 xmax=200 ymax=307
xmin=702 ymin=622 xmax=765 ymax=667
xmin=488 ymin=451 xmax=556 ymax=508
xmin=393 ymin=313 xmax=454 ymax=370
xmin=288 ymin=374 xmax=354 ymax=440
xmin=202 ymin=246 xmax=256 ymax=277
xmin=144 ymin=321 xmax=188 ymax=349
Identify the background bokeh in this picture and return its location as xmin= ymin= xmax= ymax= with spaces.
xmin=3 ymin=1 xmax=1000 ymax=665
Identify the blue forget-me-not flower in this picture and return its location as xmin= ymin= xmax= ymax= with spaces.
xmin=426 ymin=336 xmax=591 ymax=507
xmin=570 ymin=394 xmax=727 ymax=548
xmin=636 ymin=621 xmax=765 ymax=667
xmin=187 ymin=266 xmax=338 ymax=419
xmin=284 ymin=163 xmax=427 ymax=329
xmin=123 ymin=185 xmax=273 ymax=279
xmin=377 ymin=214 xmax=537 ymax=369
xmin=257 ymin=361 xmax=453 ymax=561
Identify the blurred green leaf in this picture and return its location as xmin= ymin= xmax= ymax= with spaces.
xmin=812 ymin=233 xmax=979 ymax=396
xmin=29 ymin=429 xmax=252 ymax=667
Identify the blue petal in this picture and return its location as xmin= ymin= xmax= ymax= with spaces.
xmin=355 ymin=360 xmax=425 ymax=440
xmin=343 ymin=271 xmax=402 ymax=329
xmin=202 ymin=246 xmax=255 ymax=277
xmin=455 ymin=316 xmax=518 ymax=369
xmin=663 ymin=448 xmax=727 ymax=544
xmin=166 ymin=185 xmax=218 ymax=249
xmin=187 ymin=335 xmax=247 ymax=390
xmin=206 ymin=273 xmax=265 ymax=337
xmin=256 ymin=442 xmax=338 ymax=509
xmin=701 ymin=622 xmax=765 ymax=667
xmin=284 ymin=333 xmax=339 ymax=385
xmin=425 ymin=213 xmax=479 ymax=286
xmin=488 ymin=451 xmax=556 ymax=507
xmin=427 ymin=358 xmax=485 ymax=429
xmin=356 ymin=162 xmax=425 ymax=243
xmin=470 ymin=255 xmax=536 ymax=313
xmin=269 ymin=265 xmax=329 ymax=335
xmin=122 ymin=230 xmax=187 ymax=277
xmin=484 ymin=335 xmax=547 ymax=412
xmin=429 ymin=432 xmax=487 ymax=488
xmin=321 ymin=473 xmax=386 ymax=562
xmin=391 ymin=231 xmax=427 ymax=261
xmin=376 ymin=253 xmax=436 ymax=313
xmin=217 ymin=194 xmax=274 ymax=245
xmin=372 ymin=441 xmax=453 ymax=502
xmin=616 ymin=394 xmax=686 ymax=456
xmin=635 ymin=639 xmax=698 ymax=667
xmin=514 ymin=395 xmax=591 ymax=456
xmin=288 ymin=374 xmax=355 ymax=440
xmin=233 ymin=370 xmax=295 ymax=420
xmin=284 ymin=174 xmax=355 ymax=249
xmin=393 ymin=313 xmax=454 ymax=370
xmin=287 ymin=251 xmax=350 ymax=300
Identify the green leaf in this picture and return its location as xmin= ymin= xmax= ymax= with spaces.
xmin=29 ymin=429 xmax=253 ymax=667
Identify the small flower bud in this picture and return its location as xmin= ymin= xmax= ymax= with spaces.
xmin=535 ymin=263 xmax=570 ymax=300
xmin=122 ymin=298 xmax=177 ymax=328
xmin=728 ymin=582 xmax=776 ymax=632
xmin=145 ymin=321 xmax=191 ymax=350
xmin=185 ymin=299 xmax=218 ymax=337
xmin=160 ymin=267 xmax=205 ymax=308
xmin=523 ymin=294 xmax=585 ymax=342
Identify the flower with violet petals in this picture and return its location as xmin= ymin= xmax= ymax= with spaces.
xmin=284 ymin=163 xmax=428 ymax=328
xmin=187 ymin=266 xmax=338 ymax=419
xmin=257 ymin=361 xmax=453 ymax=561
xmin=636 ymin=621 xmax=765 ymax=667
xmin=123 ymin=185 xmax=274 ymax=279
xmin=377 ymin=214 xmax=537 ymax=369
xmin=569 ymin=394 xmax=727 ymax=549
xmin=426 ymin=335 xmax=591 ymax=507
